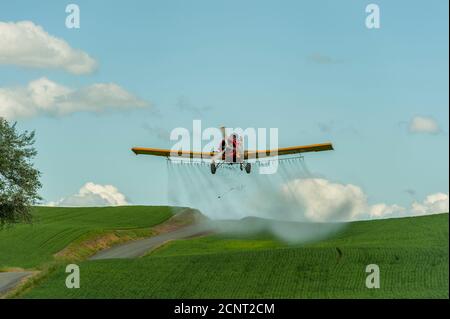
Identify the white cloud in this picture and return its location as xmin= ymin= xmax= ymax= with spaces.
xmin=0 ymin=21 xmax=96 ymax=74
xmin=408 ymin=116 xmax=441 ymax=134
xmin=48 ymin=182 xmax=129 ymax=207
xmin=280 ymin=178 xmax=448 ymax=221
xmin=411 ymin=192 xmax=449 ymax=215
xmin=0 ymin=77 xmax=148 ymax=119
xmin=369 ymin=203 xmax=405 ymax=218
xmin=371 ymin=193 xmax=448 ymax=219
xmin=281 ymin=178 xmax=367 ymax=222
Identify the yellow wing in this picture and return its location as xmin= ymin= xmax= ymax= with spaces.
xmin=131 ymin=147 xmax=215 ymax=159
xmin=244 ymin=142 xmax=333 ymax=159
xmin=132 ymin=142 xmax=333 ymax=160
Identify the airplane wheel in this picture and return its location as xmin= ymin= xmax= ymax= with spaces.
xmin=245 ymin=163 xmax=251 ymax=174
xmin=210 ymin=163 xmax=216 ymax=174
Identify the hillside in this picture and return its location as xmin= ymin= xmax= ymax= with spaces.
xmin=13 ymin=209 xmax=448 ymax=299
xmin=0 ymin=206 xmax=173 ymax=269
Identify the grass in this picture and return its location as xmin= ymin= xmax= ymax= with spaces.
xmin=20 ymin=212 xmax=448 ymax=299
xmin=0 ymin=206 xmax=172 ymax=270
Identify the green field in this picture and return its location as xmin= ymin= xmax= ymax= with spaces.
xmin=0 ymin=206 xmax=172 ymax=269
xmin=6 ymin=207 xmax=446 ymax=299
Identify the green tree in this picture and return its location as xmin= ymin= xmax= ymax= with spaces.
xmin=0 ymin=118 xmax=41 ymax=226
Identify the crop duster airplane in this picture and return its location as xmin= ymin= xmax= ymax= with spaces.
xmin=132 ymin=127 xmax=333 ymax=174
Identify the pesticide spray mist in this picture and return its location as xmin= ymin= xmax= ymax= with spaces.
xmin=167 ymin=158 xmax=344 ymax=243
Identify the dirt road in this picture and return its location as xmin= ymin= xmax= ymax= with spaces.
xmin=0 ymin=272 xmax=33 ymax=295
xmin=89 ymin=224 xmax=211 ymax=260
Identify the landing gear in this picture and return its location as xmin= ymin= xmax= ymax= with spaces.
xmin=211 ymin=161 xmax=250 ymax=174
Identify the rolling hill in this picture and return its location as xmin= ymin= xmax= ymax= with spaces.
xmin=0 ymin=206 xmax=173 ymax=269
xmin=1 ymin=207 xmax=445 ymax=298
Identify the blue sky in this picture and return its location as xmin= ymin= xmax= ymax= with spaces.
xmin=0 ymin=0 xmax=448 ymax=215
